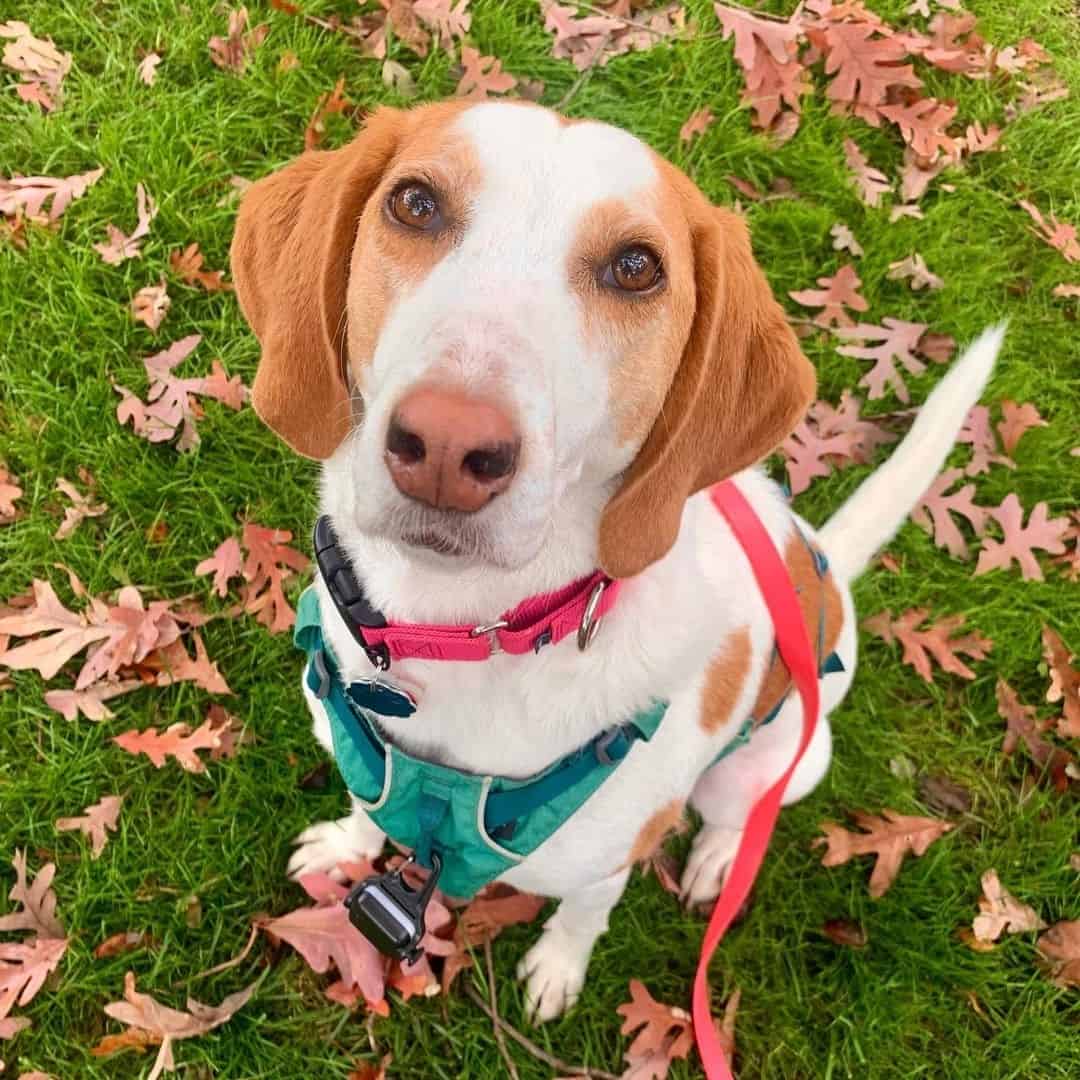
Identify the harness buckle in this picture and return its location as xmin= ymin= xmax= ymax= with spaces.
xmin=577 ymin=580 xmax=607 ymax=652
xmin=593 ymin=725 xmax=626 ymax=766
xmin=311 ymin=649 xmax=332 ymax=700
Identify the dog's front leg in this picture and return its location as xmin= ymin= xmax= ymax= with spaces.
xmin=517 ymin=868 xmax=630 ymax=1023
xmin=287 ymin=794 xmax=387 ymax=881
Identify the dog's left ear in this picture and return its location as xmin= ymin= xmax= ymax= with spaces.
xmin=598 ymin=207 xmax=815 ymax=579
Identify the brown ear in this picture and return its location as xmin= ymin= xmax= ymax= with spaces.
xmin=230 ymin=108 xmax=405 ymax=459
xmin=598 ymin=207 xmax=815 ymax=578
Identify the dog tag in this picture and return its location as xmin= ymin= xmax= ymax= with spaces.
xmin=345 ymin=854 xmax=442 ymax=964
xmin=346 ymin=678 xmax=417 ymax=718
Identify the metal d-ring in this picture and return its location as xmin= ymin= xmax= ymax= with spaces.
xmin=470 ymin=618 xmax=509 ymax=637
xmin=577 ymin=581 xmax=607 ymax=652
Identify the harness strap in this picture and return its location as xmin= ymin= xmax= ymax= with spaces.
xmin=693 ymin=483 xmax=821 ymax=1080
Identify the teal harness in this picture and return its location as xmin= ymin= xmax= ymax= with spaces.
xmin=294 ymin=530 xmax=841 ymax=901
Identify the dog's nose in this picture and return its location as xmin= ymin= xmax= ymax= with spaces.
xmin=384 ymin=388 xmax=519 ymax=512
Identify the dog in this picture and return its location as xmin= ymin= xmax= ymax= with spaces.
xmin=230 ymin=100 xmax=1003 ymax=1021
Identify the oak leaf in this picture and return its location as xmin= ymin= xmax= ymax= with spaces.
xmin=996 ymin=679 xmax=1074 ymax=792
xmin=1038 ymin=921 xmax=1080 ymax=988
xmin=112 ymin=719 xmax=223 ymax=773
xmin=911 ymin=468 xmax=988 ymax=558
xmin=830 ymin=222 xmax=863 ymax=256
xmin=814 ymin=810 xmax=953 ymax=897
xmin=0 ymin=467 xmax=23 ymax=524
xmin=98 ymin=971 xmax=256 ymax=1080
xmin=975 ymin=494 xmax=1069 ymax=582
xmin=789 ymin=264 xmax=868 ymax=329
xmin=878 ymin=98 xmax=959 ymax=160
xmin=131 ymin=281 xmax=171 ymax=331
xmin=94 ymin=931 xmax=151 ymax=959
xmin=55 ymin=795 xmax=123 ymax=858
xmin=0 ymin=167 xmax=104 ymax=223
xmin=0 ymin=20 xmax=71 ymax=112
xmin=995 ymin=400 xmax=1046 ymax=455
xmin=887 ymin=252 xmax=943 ymax=291
xmin=1052 ymin=283 xmax=1080 ymax=299
xmin=196 ymin=537 xmax=243 ymax=597
xmin=782 ymin=420 xmax=860 ymax=495
xmin=957 ymin=405 xmax=1013 ymax=476
xmin=44 ymin=680 xmax=142 ymax=721
xmin=0 ymin=851 xmax=65 ymax=940
xmin=413 ymin=0 xmax=471 ymax=50
xmin=208 ymin=7 xmax=268 ymax=73
xmin=972 ymin=869 xmax=1045 ymax=943
xmin=679 ymin=106 xmax=714 ymax=143
xmin=168 ymin=244 xmax=231 ymax=292
xmin=53 ymin=475 xmax=107 ymax=541
xmin=964 ymin=120 xmax=1001 ymax=155
xmin=544 ymin=1 xmax=685 ymax=72
xmin=94 ymin=183 xmax=157 ymax=265
xmin=1043 ymin=626 xmax=1080 ymax=739
xmin=843 ymin=138 xmax=891 ymax=207
xmin=456 ymin=47 xmax=516 ymax=99
xmin=898 ymin=146 xmax=945 ymax=202
xmin=834 ymin=317 xmax=931 ymax=402
xmin=1018 ymin=199 xmax=1080 ymax=263
xmin=616 ymin=979 xmax=693 ymax=1080
xmin=238 ymin=524 xmax=310 ymax=633
xmin=0 ymin=938 xmax=68 ymax=1037
xmin=304 ymin=77 xmax=350 ymax=151
xmin=137 ymin=52 xmax=161 ymax=85
xmin=862 ymin=607 xmax=992 ymax=682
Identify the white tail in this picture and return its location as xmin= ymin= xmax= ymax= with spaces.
xmin=819 ymin=323 xmax=1007 ymax=582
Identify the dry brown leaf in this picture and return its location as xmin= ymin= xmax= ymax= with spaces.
xmin=616 ymin=979 xmax=694 ymax=1079
xmin=456 ymin=46 xmax=516 ymax=100
xmin=208 ymin=7 xmax=268 ymax=74
xmin=53 ymin=475 xmax=107 ymax=541
xmin=995 ymin=400 xmax=1046 ymax=455
xmin=834 ymin=318 xmax=932 ymax=403
xmin=55 ymin=795 xmax=123 ymax=858
xmin=862 ymin=607 xmax=992 ymax=682
xmin=887 ymin=252 xmax=943 ymax=291
xmin=137 ymin=52 xmax=161 ymax=85
xmin=814 ymin=810 xmax=953 ymax=897
xmin=1043 ymin=626 xmax=1080 ymax=738
xmin=94 ymin=183 xmax=157 ymax=265
xmin=1 ymin=167 xmax=104 ymax=224
xmin=304 ymin=77 xmax=350 ymax=151
xmin=830 ymin=222 xmax=863 ymax=257
xmin=679 ymin=106 xmax=714 ymax=143
xmin=169 ymin=244 xmax=232 ymax=292
xmin=1037 ymin=920 xmax=1080 ymax=988
xmin=1018 ymin=199 xmax=1080 ymax=263
xmin=972 ymin=869 xmax=1045 ymax=942
xmin=996 ymin=679 xmax=1074 ymax=792
xmin=0 ymin=467 xmax=23 ymax=525
xmin=843 ymin=138 xmax=891 ymax=206
xmin=1 ymin=20 xmax=71 ymax=112
xmin=131 ymin=280 xmax=171 ymax=331
xmin=821 ymin=919 xmax=868 ymax=948
xmin=911 ymin=468 xmax=988 ymax=558
xmin=0 ymin=851 xmax=64 ymax=940
xmin=975 ymin=494 xmax=1069 ymax=582
xmin=878 ymin=98 xmax=959 ymax=160
xmin=789 ymin=264 xmax=868 ymax=329
xmin=94 ymin=931 xmax=151 ymax=960
xmin=112 ymin=720 xmax=222 ymax=774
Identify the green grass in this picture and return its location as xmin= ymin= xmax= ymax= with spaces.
xmin=2 ymin=0 xmax=1079 ymax=1077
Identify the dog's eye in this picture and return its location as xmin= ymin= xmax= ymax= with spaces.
xmin=389 ymin=183 xmax=441 ymax=230
xmin=605 ymin=245 xmax=663 ymax=293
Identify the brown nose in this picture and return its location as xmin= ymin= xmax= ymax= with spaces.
xmin=384 ymin=388 xmax=520 ymax=512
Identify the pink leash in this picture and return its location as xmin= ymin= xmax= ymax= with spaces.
xmin=694 ymin=482 xmax=822 ymax=1078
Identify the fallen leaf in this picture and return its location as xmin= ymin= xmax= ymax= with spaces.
xmin=151 ymin=633 xmax=231 ymax=695
xmin=55 ymin=795 xmax=123 ymax=858
xmin=382 ymin=58 xmax=416 ymax=97
xmin=863 ymin=607 xmax=992 ymax=682
xmin=830 ymin=222 xmax=863 ymax=256
xmin=168 ymin=244 xmax=232 ymax=292
xmin=843 ymin=138 xmax=891 ymax=206
xmin=94 ymin=183 xmax=158 ymax=265
xmin=544 ymin=1 xmax=685 ymax=72
xmin=887 ymin=252 xmax=944 ymax=291
xmin=457 ymin=886 xmax=545 ymax=946
xmin=821 ymin=919 xmax=868 ymax=948
xmin=975 ymin=494 xmax=1069 ymax=582
xmin=0 ymin=167 xmax=104 ymax=224
xmin=304 ymin=77 xmax=350 ymax=151
xmin=0 ymin=938 xmax=68 ymax=1036
xmin=131 ymin=281 xmax=171 ymax=331
xmin=94 ymin=931 xmax=151 ymax=959
xmin=814 ymin=810 xmax=953 ymax=897
xmin=137 ymin=52 xmax=161 ymax=85
xmin=1043 ymin=626 xmax=1080 ymax=738
xmin=789 ymin=264 xmax=868 ymax=329
xmin=1019 ymin=199 xmax=1080 ymax=263
xmin=1037 ymin=920 xmax=1080 ymax=987
xmin=996 ymin=678 xmax=1074 ymax=792
xmin=348 ymin=1053 xmax=393 ymax=1080
xmin=0 ymin=20 xmax=71 ymax=112
xmin=208 ymin=7 xmax=268 ymax=74
xmin=112 ymin=720 xmax=223 ymax=774
xmin=834 ymin=318 xmax=932 ymax=403
xmin=0 ymin=851 xmax=64 ymax=939
xmin=957 ymin=405 xmax=1013 ymax=476
xmin=1052 ymin=283 xmax=1080 ymax=299
xmin=911 ymin=468 xmax=988 ymax=558
xmin=44 ymin=680 xmax=142 ymax=721
xmin=917 ymin=773 xmax=972 ymax=815
xmin=963 ymin=120 xmax=1001 ymax=155
xmin=53 ymin=475 xmax=107 ymax=541
xmin=972 ymin=869 xmax=1045 ymax=942
xmin=878 ymin=98 xmax=959 ymax=160
xmin=679 ymin=106 xmax=714 ymax=143
xmin=916 ymin=330 xmax=955 ymax=363
xmin=897 ymin=146 xmax=946 ymax=203
xmin=995 ymin=400 xmax=1046 ymax=455
xmin=0 ymin=467 xmax=23 ymax=524
xmin=98 ymin=971 xmax=256 ymax=1079
xmin=456 ymin=46 xmax=516 ymax=100
xmin=616 ymin=979 xmax=693 ymax=1080
xmin=237 ymin=524 xmax=309 ymax=633
xmin=413 ymin=0 xmax=470 ymax=50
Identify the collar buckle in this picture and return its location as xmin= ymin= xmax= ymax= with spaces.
xmin=577 ymin=580 xmax=607 ymax=652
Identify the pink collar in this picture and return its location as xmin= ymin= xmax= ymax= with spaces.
xmin=313 ymin=516 xmax=620 ymax=667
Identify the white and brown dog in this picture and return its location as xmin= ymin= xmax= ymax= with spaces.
xmin=231 ymin=101 xmax=1002 ymax=1021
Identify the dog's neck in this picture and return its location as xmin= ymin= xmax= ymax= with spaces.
xmin=326 ymin=479 xmax=610 ymax=627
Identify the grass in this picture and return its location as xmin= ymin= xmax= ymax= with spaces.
xmin=1 ymin=0 xmax=1078 ymax=1077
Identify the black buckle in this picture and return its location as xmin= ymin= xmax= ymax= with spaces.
xmin=310 ymin=649 xmax=332 ymax=700
xmin=345 ymin=853 xmax=442 ymax=964
xmin=313 ymin=516 xmax=391 ymax=671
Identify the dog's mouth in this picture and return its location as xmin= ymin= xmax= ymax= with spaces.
xmin=399 ymin=528 xmax=473 ymax=558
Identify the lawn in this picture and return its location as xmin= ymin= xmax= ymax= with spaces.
xmin=2 ymin=0 xmax=1079 ymax=1077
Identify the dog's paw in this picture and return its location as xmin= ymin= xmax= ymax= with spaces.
xmin=679 ymin=824 xmax=743 ymax=910
xmin=516 ymin=926 xmax=588 ymax=1024
xmin=287 ymin=814 xmax=385 ymax=882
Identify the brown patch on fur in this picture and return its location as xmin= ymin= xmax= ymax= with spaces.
xmin=627 ymin=798 xmax=686 ymax=866
xmin=597 ymin=152 xmax=816 ymax=579
xmin=751 ymin=532 xmax=844 ymax=724
xmin=699 ymin=626 xmax=753 ymax=734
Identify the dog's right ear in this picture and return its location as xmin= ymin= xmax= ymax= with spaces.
xmin=230 ymin=108 xmax=405 ymax=459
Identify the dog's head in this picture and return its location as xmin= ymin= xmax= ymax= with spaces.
xmin=232 ymin=102 xmax=814 ymax=579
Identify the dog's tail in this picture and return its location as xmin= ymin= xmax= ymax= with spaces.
xmin=819 ymin=322 xmax=1007 ymax=583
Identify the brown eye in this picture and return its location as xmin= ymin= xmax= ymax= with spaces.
xmin=389 ymin=183 xmax=441 ymax=230
xmin=606 ymin=245 xmax=662 ymax=293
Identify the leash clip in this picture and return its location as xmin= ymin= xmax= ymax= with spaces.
xmin=577 ymin=580 xmax=607 ymax=651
